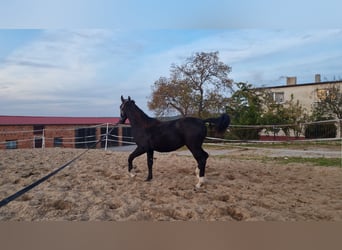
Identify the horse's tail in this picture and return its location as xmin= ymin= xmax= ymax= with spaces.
xmin=203 ymin=113 xmax=230 ymax=134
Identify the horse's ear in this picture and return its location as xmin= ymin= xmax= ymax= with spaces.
xmin=128 ymin=96 xmax=131 ymax=101
xmin=121 ymin=95 xmax=124 ymax=103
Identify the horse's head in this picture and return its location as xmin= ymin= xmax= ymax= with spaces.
xmin=119 ymin=95 xmax=133 ymax=124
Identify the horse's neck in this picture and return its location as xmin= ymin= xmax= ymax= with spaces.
xmin=127 ymin=105 xmax=156 ymax=128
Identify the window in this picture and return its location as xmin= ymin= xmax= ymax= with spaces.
xmin=101 ymin=127 xmax=118 ymax=147
xmin=6 ymin=140 xmax=17 ymax=149
xmin=33 ymin=125 xmax=45 ymax=135
xmin=75 ymin=128 xmax=96 ymax=148
xmin=316 ymin=89 xmax=329 ymax=101
xmin=34 ymin=137 xmax=43 ymax=148
xmin=273 ymin=92 xmax=285 ymax=104
xmin=54 ymin=137 xmax=63 ymax=147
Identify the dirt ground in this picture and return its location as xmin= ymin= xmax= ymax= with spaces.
xmin=0 ymin=147 xmax=341 ymax=221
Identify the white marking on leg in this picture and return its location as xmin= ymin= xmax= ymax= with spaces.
xmin=195 ymin=167 xmax=199 ymax=178
xmin=129 ymin=170 xmax=136 ymax=178
xmin=196 ymin=177 xmax=205 ymax=188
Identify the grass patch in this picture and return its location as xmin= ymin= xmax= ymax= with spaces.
xmin=211 ymin=154 xmax=341 ymax=168
xmin=203 ymin=140 xmax=341 ymax=151
xmin=233 ymin=140 xmax=341 ymax=149
xmin=277 ymin=157 xmax=341 ymax=167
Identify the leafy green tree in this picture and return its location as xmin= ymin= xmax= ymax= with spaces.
xmin=227 ymin=83 xmax=307 ymax=140
xmin=305 ymin=84 xmax=341 ymax=138
xmin=261 ymin=94 xmax=307 ymax=137
xmin=226 ymin=82 xmax=264 ymax=140
xmin=311 ymin=84 xmax=342 ymax=120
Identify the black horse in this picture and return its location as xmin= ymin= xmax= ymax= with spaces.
xmin=119 ymin=96 xmax=230 ymax=188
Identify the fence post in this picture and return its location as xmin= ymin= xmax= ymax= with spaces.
xmin=42 ymin=128 xmax=45 ymax=149
xmin=337 ymin=119 xmax=342 ymax=138
xmin=118 ymin=126 xmax=123 ymax=146
xmin=105 ymin=123 xmax=109 ymax=150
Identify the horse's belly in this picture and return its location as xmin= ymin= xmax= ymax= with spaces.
xmin=154 ymin=144 xmax=183 ymax=152
xmin=152 ymin=138 xmax=184 ymax=152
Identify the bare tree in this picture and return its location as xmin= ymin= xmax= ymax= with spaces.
xmin=148 ymin=51 xmax=233 ymax=118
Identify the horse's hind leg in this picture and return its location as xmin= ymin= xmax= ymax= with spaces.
xmin=188 ymin=146 xmax=209 ymax=188
xmin=197 ymin=149 xmax=209 ymax=188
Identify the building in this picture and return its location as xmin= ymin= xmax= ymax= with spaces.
xmin=255 ymin=74 xmax=342 ymax=140
xmin=0 ymin=116 xmax=132 ymax=150
xmin=258 ymin=74 xmax=342 ymax=115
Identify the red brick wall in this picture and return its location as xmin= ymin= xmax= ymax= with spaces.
xmin=44 ymin=125 xmax=76 ymax=148
xmin=0 ymin=124 xmax=123 ymax=149
xmin=0 ymin=125 xmax=34 ymax=149
xmin=0 ymin=125 xmax=77 ymax=149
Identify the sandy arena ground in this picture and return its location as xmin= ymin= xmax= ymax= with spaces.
xmin=0 ymin=147 xmax=341 ymax=221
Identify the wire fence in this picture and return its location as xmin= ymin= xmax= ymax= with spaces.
xmin=0 ymin=119 xmax=341 ymax=150
xmin=223 ymin=119 xmax=341 ymax=142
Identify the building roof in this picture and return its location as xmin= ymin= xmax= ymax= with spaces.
xmin=0 ymin=116 xmax=123 ymax=125
xmin=256 ymin=80 xmax=342 ymax=90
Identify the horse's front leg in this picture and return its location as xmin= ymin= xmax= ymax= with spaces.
xmin=146 ymin=150 xmax=154 ymax=181
xmin=128 ymin=146 xmax=146 ymax=177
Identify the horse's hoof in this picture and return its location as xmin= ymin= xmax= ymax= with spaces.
xmin=195 ymin=177 xmax=205 ymax=189
xmin=145 ymin=177 xmax=152 ymax=182
xmin=129 ymin=172 xmax=136 ymax=178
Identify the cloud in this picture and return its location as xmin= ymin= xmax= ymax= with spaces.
xmin=1 ymin=29 xmax=342 ymax=116
xmin=0 ymin=30 xmax=112 ymax=105
xmin=212 ymin=30 xmax=342 ymax=84
xmin=0 ymin=29 xmax=158 ymax=116
xmin=131 ymin=29 xmax=342 ymax=96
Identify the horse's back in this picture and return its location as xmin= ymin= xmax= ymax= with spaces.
xmin=144 ymin=117 xmax=206 ymax=152
xmin=175 ymin=117 xmax=207 ymax=140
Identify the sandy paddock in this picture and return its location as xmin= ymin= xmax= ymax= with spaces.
xmin=0 ymin=147 xmax=341 ymax=221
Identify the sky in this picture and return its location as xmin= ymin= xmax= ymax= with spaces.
xmin=0 ymin=1 xmax=341 ymax=117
